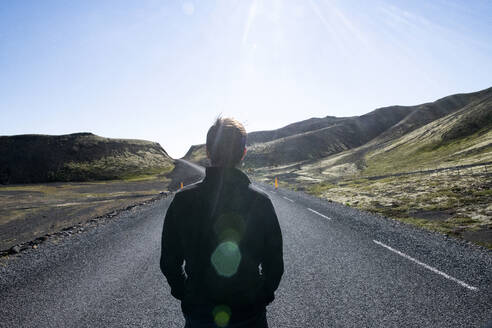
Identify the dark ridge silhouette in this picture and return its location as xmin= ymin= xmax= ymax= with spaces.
xmin=0 ymin=133 xmax=174 ymax=184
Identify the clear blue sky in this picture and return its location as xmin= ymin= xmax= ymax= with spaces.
xmin=1 ymin=0 xmax=491 ymax=158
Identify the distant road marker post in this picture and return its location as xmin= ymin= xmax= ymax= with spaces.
xmin=275 ymin=177 xmax=278 ymax=189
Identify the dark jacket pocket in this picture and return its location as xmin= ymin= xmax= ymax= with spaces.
xmin=254 ymin=278 xmax=273 ymax=306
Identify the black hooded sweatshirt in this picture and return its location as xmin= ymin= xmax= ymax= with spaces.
xmin=160 ymin=166 xmax=284 ymax=319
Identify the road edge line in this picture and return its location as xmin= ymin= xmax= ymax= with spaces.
xmin=373 ymin=240 xmax=478 ymax=291
xmin=307 ymin=208 xmax=332 ymax=220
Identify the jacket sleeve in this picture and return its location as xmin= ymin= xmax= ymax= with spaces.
xmin=261 ymin=197 xmax=284 ymax=305
xmin=160 ymin=195 xmax=186 ymax=300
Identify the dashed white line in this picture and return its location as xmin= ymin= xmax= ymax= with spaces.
xmin=307 ymin=208 xmax=332 ymax=220
xmin=282 ymin=196 xmax=294 ymax=203
xmin=373 ymin=240 xmax=478 ymax=291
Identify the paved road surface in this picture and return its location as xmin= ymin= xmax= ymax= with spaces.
xmin=1 ymin=160 xmax=491 ymax=327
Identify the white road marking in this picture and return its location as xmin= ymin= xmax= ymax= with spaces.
xmin=282 ymin=196 xmax=294 ymax=203
xmin=373 ymin=240 xmax=478 ymax=291
xmin=307 ymin=208 xmax=332 ymax=220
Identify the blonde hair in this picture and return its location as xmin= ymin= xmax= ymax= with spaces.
xmin=206 ymin=117 xmax=247 ymax=167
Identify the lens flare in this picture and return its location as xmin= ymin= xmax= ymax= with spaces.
xmin=211 ymin=241 xmax=241 ymax=277
xmin=214 ymin=212 xmax=245 ymax=243
xmin=213 ymin=305 xmax=231 ymax=327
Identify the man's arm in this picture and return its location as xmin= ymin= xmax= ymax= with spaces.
xmin=261 ymin=197 xmax=284 ymax=305
xmin=160 ymin=195 xmax=186 ymax=300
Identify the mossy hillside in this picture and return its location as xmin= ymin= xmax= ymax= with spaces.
xmin=57 ymin=152 xmax=175 ymax=182
xmin=301 ymin=169 xmax=492 ymax=248
xmin=182 ymin=144 xmax=209 ymax=166
xmin=306 ymin=182 xmax=337 ymax=196
xmin=0 ymin=133 xmax=174 ymax=184
xmin=363 ymin=127 xmax=491 ymax=176
xmin=362 ymin=97 xmax=492 ymax=176
xmin=181 ymin=88 xmax=492 ymax=174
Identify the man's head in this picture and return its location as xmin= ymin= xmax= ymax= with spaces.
xmin=206 ymin=117 xmax=247 ymax=167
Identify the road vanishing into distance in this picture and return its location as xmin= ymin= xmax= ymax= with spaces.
xmin=1 ymin=159 xmax=491 ymax=327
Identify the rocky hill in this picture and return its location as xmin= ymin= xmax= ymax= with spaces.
xmin=183 ymin=87 xmax=492 ymax=170
xmin=245 ymin=116 xmax=346 ymax=145
xmin=182 ymin=144 xmax=209 ymax=167
xmin=289 ymin=89 xmax=492 ymax=181
xmin=0 ymin=133 xmax=175 ymax=184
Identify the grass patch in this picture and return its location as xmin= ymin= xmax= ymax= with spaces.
xmin=363 ymin=126 xmax=492 ymax=176
xmin=120 ymin=165 xmax=174 ymax=182
xmin=398 ymin=217 xmax=456 ymax=234
xmin=446 ymin=217 xmax=479 ymax=225
xmin=473 ymin=189 xmax=492 ymax=196
xmin=475 ymin=241 xmax=492 ymax=249
xmin=347 ymin=178 xmax=369 ymax=185
xmin=58 ymin=156 xmax=174 ymax=182
xmin=305 ymin=182 xmax=337 ymax=197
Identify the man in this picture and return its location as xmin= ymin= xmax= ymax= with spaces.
xmin=160 ymin=117 xmax=284 ymax=328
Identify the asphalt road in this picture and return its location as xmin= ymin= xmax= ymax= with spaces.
xmin=1 ymin=160 xmax=491 ymax=327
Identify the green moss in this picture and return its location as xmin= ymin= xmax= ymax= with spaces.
xmin=120 ymin=165 xmax=174 ymax=181
xmin=0 ymin=184 xmax=70 ymax=195
xmin=397 ymin=217 xmax=454 ymax=234
xmin=57 ymin=157 xmax=174 ymax=182
xmin=446 ymin=217 xmax=479 ymax=225
xmin=398 ymin=217 xmax=429 ymax=226
xmin=475 ymin=241 xmax=492 ymax=250
xmin=363 ymin=126 xmax=492 ymax=177
xmin=347 ymin=178 xmax=369 ymax=185
xmin=474 ymin=189 xmax=492 ymax=196
xmin=305 ymin=182 xmax=337 ymax=196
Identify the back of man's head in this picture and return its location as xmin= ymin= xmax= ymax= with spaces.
xmin=206 ymin=117 xmax=247 ymax=167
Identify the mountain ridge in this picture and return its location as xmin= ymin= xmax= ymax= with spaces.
xmin=182 ymin=86 xmax=492 ymax=170
xmin=0 ymin=132 xmax=174 ymax=184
